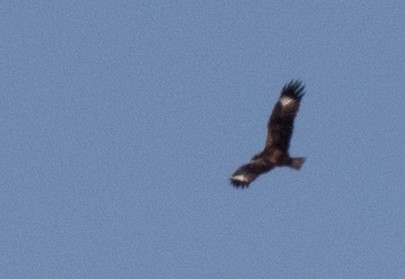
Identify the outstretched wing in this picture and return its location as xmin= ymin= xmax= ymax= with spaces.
xmin=264 ymin=81 xmax=305 ymax=152
xmin=230 ymin=160 xmax=274 ymax=188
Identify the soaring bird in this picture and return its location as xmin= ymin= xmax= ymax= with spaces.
xmin=230 ymin=80 xmax=306 ymax=188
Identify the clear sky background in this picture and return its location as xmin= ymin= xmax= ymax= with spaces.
xmin=2 ymin=1 xmax=405 ymax=278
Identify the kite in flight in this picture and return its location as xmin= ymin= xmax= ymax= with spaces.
xmin=230 ymin=80 xmax=306 ymax=188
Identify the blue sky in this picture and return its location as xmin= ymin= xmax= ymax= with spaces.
xmin=2 ymin=1 xmax=405 ymax=278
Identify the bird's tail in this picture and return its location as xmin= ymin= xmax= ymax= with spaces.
xmin=290 ymin=157 xmax=306 ymax=170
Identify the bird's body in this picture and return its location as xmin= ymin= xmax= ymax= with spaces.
xmin=230 ymin=81 xmax=306 ymax=188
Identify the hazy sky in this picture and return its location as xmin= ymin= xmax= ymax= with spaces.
xmin=2 ymin=1 xmax=405 ymax=278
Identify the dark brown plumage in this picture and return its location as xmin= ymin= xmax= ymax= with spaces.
xmin=230 ymin=80 xmax=306 ymax=188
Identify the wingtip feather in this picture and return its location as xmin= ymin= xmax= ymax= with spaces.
xmin=281 ymin=80 xmax=305 ymax=100
xmin=230 ymin=175 xmax=250 ymax=188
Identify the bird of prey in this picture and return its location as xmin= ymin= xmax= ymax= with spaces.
xmin=230 ymin=80 xmax=306 ymax=188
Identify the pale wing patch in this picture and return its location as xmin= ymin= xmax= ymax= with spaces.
xmin=279 ymin=96 xmax=295 ymax=107
xmin=231 ymin=174 xmax=249 ymax=183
